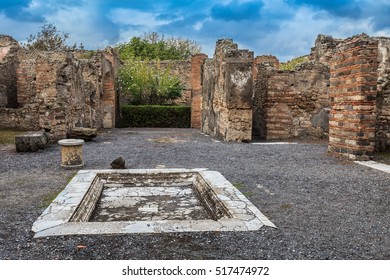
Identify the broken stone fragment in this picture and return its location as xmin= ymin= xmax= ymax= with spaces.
xmin=111 ymin=157 xmax=126 ymax=169
xmin=15 ymin=131 xmax=48 ymax=152
xmin=67 ymin=127 xmax=97 ymax=141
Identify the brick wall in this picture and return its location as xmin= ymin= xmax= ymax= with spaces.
xmin=0 ymin=46 xmax=118 ymax=142
xmin=190 ymin=54 xmax=208 ymax=128
xmin=328 ymin=34 xmax=379 ymax=160
xmin=268 ymin=62 xmax=330 ymax=139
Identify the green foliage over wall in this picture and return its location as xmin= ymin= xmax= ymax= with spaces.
xmin=280 ymin=55 xmax=309 ymax=71
xmin=121 ymin=105 xmax=191 ymax=128
xmin=118 ymin=59 xmax=183 ymax=105
xmin=116 ymin=32 xmax=201 ymax=61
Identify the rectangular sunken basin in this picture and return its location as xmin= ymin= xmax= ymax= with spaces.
xmin=32 ymin=169 xmax=275 ymax=238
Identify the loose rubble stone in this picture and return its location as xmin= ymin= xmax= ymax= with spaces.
xmin=68 ymin=127 xmax=98 ymax=141
xmin=15 ymin=131 xmax=48 ymax=152
xmin=111 ymin=157 xmax=125 ymax=169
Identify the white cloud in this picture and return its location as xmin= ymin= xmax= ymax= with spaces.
xmin=0 ymin=12 xmax=40 ymax=43
xmin=108 ymin=8 xmax=172 ymax=27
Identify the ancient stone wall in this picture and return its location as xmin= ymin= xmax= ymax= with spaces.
xmin=253 ymin=55 xmax=279 ymax=81
xmin=253 ymin=59 xmax=330 ymax=139
xmin=376 ymin=37 xmax=390 ymax=151
xmin=310 ymin=34 xmax=342 ymax=65
xmin=328 ymin=34 xmax=379 ymax=160
xmin=268 ymin=63 xmax=329 ymax=139
xmin=0 ymin=39 xmax=118 ymax=142
xmin=0 ymin=35 xmax=19 ymax=108
xmin=201 ymin=39 xmax=253 ymax=142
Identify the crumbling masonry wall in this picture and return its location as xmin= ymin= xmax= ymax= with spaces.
xmin=0 ymin=35 xmax=19 ymax=108
xmin=328 ymin=35 xmax=379 ymax=160
xmin=0 ymin=35 xmax=118 ymax=142
xmin=376 ymin=37 xmax=390 ymax=152
xmin=253 ymin=56 xmax=330 ymax=140
xmin=201 ymin=39 xmax=253 ymax=141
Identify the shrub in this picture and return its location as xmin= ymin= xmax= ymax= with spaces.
xmin=116 ymin=32 xmax=201 ymax=61
xmin=121 ymin=105 xmax=191 ymax=128
xmin=118 ymin=59 xmax=183 ymax=105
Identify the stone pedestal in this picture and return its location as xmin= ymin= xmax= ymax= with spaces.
xmin=58 ymin=139 xmax=84 ymax=169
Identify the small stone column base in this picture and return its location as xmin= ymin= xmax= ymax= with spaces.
xmin=58 ymin=139 xmax=85 ymax=169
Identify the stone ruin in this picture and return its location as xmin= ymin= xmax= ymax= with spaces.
xmin=0 ymin=35 xmax=119 ymax=142
xmin=1 ymin=33 xmax=390 ymax=160
xmin=195 ymin=34 xmax=390 ymax=160
xmin=201 ymin=39 xmax=254 ymax=142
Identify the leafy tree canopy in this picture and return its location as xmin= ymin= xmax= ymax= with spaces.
xmin=22 ymin=21 xmax=84 ymax=51
xmin=116 ymin=32 xmax=201 ymax=61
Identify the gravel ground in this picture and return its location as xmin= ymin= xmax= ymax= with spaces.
xmin=0 ymin=128 xmax=389 ymax=260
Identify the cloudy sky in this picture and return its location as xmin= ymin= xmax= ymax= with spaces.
xmin=1 ymin=0 xmax=390 ymax=61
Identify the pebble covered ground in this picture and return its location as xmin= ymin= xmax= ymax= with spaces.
xmin=0 ymin=128 xmax=389 ymax=259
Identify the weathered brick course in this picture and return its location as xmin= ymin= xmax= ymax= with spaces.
xmin=328 ymin=34 xmax=379 ymax=160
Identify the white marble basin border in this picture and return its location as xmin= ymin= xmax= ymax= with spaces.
xmin=32 ymin=168 xmax=275 ymax=238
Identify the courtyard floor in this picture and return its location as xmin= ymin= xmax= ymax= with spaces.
xmin=0 ymin=128 xmax=389 ymax=259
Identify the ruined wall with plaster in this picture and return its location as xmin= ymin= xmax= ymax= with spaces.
xmin=0 ymin=35 xmax=19 ymax=108
xmin=0 ymin=35 xmax=118 ymax=141
xmin=376 ymin=37 xmax=390 ymax=152
xmin=328 ymin=34 xmax=379 ymax=160
xmin=201 ymin=39 xmax=253 ymax=142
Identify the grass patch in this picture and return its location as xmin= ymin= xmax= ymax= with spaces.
xmin=0 ymin=128 xmax=26 ymax=145
xmin=233 ymin=182 xmax=245 ymax=189
xmin=233 ymin=182 xmax=253 ymax=197
xmin=40 ymin=190 xmax=62 ymax=208
xmin=280 ymin=55 xmax=309 ymax=71
xmin=40 ymin=173 xmax=76 ymax=208
xmin=66 ymin=172 xmax=77 ymax=184
xmin=76 ymin=50 xmax=97 ymax=59
xmin=374 ymin=151 xmax=390 ymax=165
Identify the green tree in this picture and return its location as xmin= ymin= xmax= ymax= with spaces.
xmin=116 ymin=32 xmax=201 ymax=61
xmin=118 ymin=59 xmax=183 ymax=105
xmin=22 ymin=21 xmax=84 ymax=51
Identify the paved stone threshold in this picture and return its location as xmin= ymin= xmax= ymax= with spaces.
xmin=32 ymin=169 xmax=276 ymax=238
xmin=355 ymin=161 xmax=390 ymax=174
